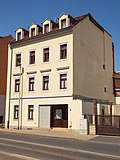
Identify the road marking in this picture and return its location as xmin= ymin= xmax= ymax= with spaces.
xmin=0 ymin=150 xmax=40 ymax=160
xmin=0 ymin=137 xmax=119 ymax=159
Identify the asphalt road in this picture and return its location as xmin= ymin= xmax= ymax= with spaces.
xmin=0 ymin=132 xmax=119 ymax=160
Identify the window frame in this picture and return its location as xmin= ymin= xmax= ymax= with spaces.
xmin=28 ymin=76 xmax=35 ymax=91
xmin=43 ymin=47 xmax=50 ymax=63
xmin=44 ymin=24 xmax=49 ymax=33
xmin=31 ymin=28 xmax=35 ymax=37
xmin=28 ymin=50 xmax=36 ymax=65
xmin=59 ymin=72 xmax=67 ymax=90
xmin=14 ymin=105 xmax=19 ymax=119
xmin=28 ymin=105 xmax=34 ymax=120
xmin=17 ymin=32 xmax=21 ymax=41
xmin=14 ymin=78 xmax=20 ymax=92
xmin=15 ymin=53 xmax=21 ymax=67
xmin=59 ymin=42 xmax=68 ymax=61
xmin=61 ymin=18 xmax=66 ymax=28
xmin=42 ymin=75 xmax=50 ymax=91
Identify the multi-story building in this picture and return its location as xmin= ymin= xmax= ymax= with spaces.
xmin=5 ymin=13 xmax=114 ymax=131
xmin=0 ymin=35 xmax=13 ymax=122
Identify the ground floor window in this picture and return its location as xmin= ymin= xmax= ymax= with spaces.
xmin=28 ymin=105 xmax=34 ymax=120
xmin=14 ymin=105 xmax=19 ymax=119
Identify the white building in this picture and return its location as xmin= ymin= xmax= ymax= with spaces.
xmin=5 ymin=13 xmax=114 ymax=131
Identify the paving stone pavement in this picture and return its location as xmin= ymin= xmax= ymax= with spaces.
xmin=0 ymin=128 xmax=97 ymax=141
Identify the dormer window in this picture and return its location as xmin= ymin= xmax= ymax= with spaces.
xmin=31 ymin=28 xmax=35 ymax=37
xmin=17 ymin=32 xmax=21 ymax=40
xmin=44 ymin=24 xmax=49 ymax=33
xmin=61 ymin=19 xmax=66 ymax=28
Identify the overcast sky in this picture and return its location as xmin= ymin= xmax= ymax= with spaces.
xmin=0 ymin=0 xmax=120 ymax=71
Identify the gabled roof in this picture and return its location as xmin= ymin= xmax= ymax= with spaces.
xmin=15 ymin=27 xmax=28 ymax=32
xmin=58 ymin=13 xmax=74 ymax=19
xmin=74 ymin=14 xmax=88 ymax=21
xmin=41 ymin=18 xmax=51 ymax=24
xmin=29 ymin=23 xmax=42 ymax=28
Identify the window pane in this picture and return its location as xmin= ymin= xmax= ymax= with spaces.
xmin=43 ymin=48 xmax=49 ymax=62
xmin=43 ymin=76 xmax=49 ymax=90
xmin=16 ymin=54 xmax=21 ymax=66
xmin=28 ymin=105 xmax=34 ymax=120
xmin=29 ymin=51 xmax=35 ymax=64
xmin=60 ymin=74 xmax=67 ymax=89
xmin=61 ymin=19 xmax=66 ymax=28
xmin=31 ymin=28 xmax=35 ymax=37
xmin=14 ymin=105 xmax=19 ymax=119
xmin=29 ymin=77 xmax=34 ymax=91
xmin=60 ymin=44 xmax=67 ymax=59
xmin=15 ymin=79 xmax=20 ymax=92
xmin=44 ymin=24 xmax=49 ymax=33
xmin=17 ymin=32 xmax=21 ymax=40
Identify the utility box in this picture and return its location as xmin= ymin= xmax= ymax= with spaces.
xmin=80 ymin=119 xmax=88 ymax=134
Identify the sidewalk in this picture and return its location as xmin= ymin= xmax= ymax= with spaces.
xmin=0 ymin=128 xmax=97 ymax=141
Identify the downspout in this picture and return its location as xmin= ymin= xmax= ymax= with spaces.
xmin=7 ymin=45 xmax=13 ymax=129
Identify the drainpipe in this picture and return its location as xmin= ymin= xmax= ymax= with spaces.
xmin=7 ymin=45 xmax=13 ymax=129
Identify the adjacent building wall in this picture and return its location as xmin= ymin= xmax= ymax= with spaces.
xmin=73 ymin=16 xmax=114 ymax=102
xmin=0 ymin=35 xmax=13 ymax=118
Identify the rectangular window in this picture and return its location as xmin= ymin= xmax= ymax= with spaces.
xmin=14 ymin=105 xmax=19 ymax=119
xmin=43 ymin=48 xmax=49 ymax=62
xmin=43 ymin=76 xmax=49 ymax=90
xmin=17 ymin=32 xmax=21 ymax=40
xmin=61 ymin=19 xmax=66 ymax=28
xmin=60 ymin=73 xmax=67 ymax=89
xmin=44 ymin=24 xmax=49 ymax=33
xmin=16 ymin=54 xmax=21 ymax=67
xmin=31 ymin=28 xmax=35 ymax=37
xmin=29 ymin=50 xmax=35 ymax=65
xmin=28 ymin=105 xmax=34 ymax=120
xmin=29 ymin=77 xmax=35 ymax=91
xmin=60 ymin=44 xmax=67 ymax=59
xmin=15 ymin=79 xmax=20 ymax=92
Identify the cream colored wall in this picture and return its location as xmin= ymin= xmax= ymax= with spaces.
xmin=10 ymin=34 xmax=73 ymax=99
xmin=5 ymin=45 xmax=12 ymax=127
xmin=73 ymin=16 xmax=114 ymax=102
xmin=8 ymin=97 xmax=82 ymax=130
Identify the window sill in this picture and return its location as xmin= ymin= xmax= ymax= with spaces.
xmin=42 ymin=61 xmax=50 ymax=64
xmin=42 ymin=89 xmax=50 ymax=93
xmin=28 ymin=64 xmax=36 ymax=67
xmin=13 ymin=119 xmax=18 ymax=121
xmin=28 ymin=119 xmax=34 ymax=121
xmin=59 ymin=58 xmax=68 ymax=62
xmin=59 ymin=88 xmax=68 ymax=92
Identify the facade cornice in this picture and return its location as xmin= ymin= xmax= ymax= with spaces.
xmin=10 ymin=27 xmax=73 ymax=48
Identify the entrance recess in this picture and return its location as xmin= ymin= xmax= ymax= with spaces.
xmin=51 ymin=105 xmax=68 ymax=128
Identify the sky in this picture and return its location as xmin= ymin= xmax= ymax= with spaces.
xmin=0 ymin=0 xmax=120 ymax=71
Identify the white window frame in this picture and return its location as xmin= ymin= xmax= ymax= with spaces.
xmin=28 ymin=76 xmax=35 ymax=92
xmin=41 ymin=74 xmax=50 ymax=92
xmin=42 ymin=46 xmax=50 ymax=64
xmin=15 ymin=52 xmax=22 ymax=68
xmin=59 ymin=42 xmax=68 ymax=61
xmin=28 ymin=49 xmax=36 ymax=66
xmin=28 ymin=105 xmax=34 ymax=120
xmin=13 ymin=76 xmax=20 ymax=94
xmin=58 ymin=71 xmax=68 ymax=90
